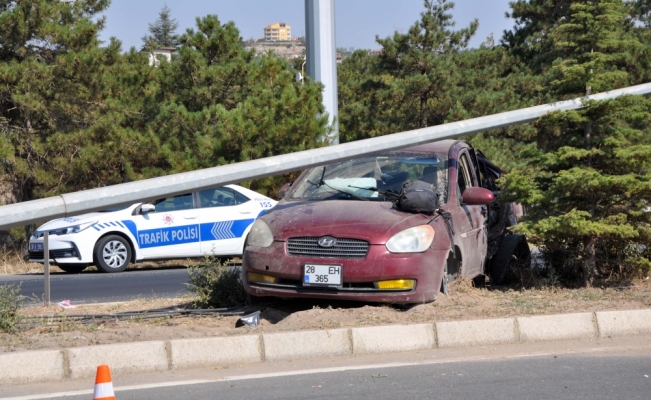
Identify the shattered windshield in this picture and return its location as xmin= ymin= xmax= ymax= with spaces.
xmin=287 ymin=152 xmax=449 ymax=202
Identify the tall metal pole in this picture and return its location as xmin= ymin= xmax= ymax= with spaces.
xmin=305 ymin=0 xmax=339 ymax=145
xmin=44 ymin=232 xmax=50 ymax=306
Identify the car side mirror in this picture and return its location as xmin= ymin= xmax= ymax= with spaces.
xmin=141 ymin=204 xmax=156 ymax=214
xmin=278 ymin=182 xmax=291 ymax=199
xmin=461 ymin=187 xmax=494 ymax=206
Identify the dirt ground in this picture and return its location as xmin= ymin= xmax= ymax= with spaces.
xmin=2 ymin=278 xmax=650 ymax=353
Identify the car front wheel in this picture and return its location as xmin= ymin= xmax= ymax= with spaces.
xmin=94 ymin=235 xmax=132 ymax=273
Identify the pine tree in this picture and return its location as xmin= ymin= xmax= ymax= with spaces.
xmin=142 ymin=4 xmax=179 ymax=48
xmin=142 ymin=15 xmax=328 ymax=195
xmin=502 ymin=0 xmax=651 ymax=286
xmin=0 ymin=0 xmax=115 ymax=202
xmin=338 ymin=0 xmax=481 ymax=142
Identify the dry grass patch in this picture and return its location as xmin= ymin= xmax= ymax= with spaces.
xmin=1 ymin=279 xmax=650 ymax=353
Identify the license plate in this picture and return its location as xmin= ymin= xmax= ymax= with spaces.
xmin=29 ymin=243 xmax=43 ymax=251
xmin=303 ymin=264 xmax=342 ymax=287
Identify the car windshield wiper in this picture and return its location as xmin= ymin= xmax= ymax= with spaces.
xmin=306 ymin=166 xmax=327 ymax=188
xmin=347 ymin=185 xmax=401 ymax=200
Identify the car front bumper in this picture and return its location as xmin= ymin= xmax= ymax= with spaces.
xmin=28 ymin=237 xmax=91 ymax=264
xmin=242 ymin=241 xmax=448 ymax=304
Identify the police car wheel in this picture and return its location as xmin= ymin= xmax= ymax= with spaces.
xmin=94 ymin=235 xmax=132 ymax=273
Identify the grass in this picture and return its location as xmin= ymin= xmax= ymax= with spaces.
xmin=0 ymin=283 xmax=22 ymax=333
xmin=187 ymin=257 xmax=247 ymax=308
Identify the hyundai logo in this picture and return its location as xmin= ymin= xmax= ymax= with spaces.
xmin=318 ymin=236 xmax=337 ymax=248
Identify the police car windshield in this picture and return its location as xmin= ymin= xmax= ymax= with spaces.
xmin=288 ymin=153 xmax=448 ymax=202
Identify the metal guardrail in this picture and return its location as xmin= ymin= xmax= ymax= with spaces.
xmin=2 ymin=83 xmax=651 ymax=229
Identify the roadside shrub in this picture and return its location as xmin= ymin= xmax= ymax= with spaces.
xmin=0 ymin=283 xmax=22 ymax=333
xmin=520 ymin=237 xmax=651 ymax=289
xmin=187 ymin=258 xmax=247 ymax=308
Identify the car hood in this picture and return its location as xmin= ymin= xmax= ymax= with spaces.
xmin=36 ymin=208 xmax=132 ymax=233
xmin=262 ymin=200 xmax=433 ymax=244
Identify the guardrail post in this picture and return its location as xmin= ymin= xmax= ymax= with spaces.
xmin=44 ymin=231 xmax=50 ymax=306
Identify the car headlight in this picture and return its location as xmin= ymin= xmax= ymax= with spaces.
xmin=48 ymin=221 xmax=98 ymax=236
xmin=246 ymin=220 xmax=274 ymax=248
xmin=385 ymin=225 xmax=435 ymax=253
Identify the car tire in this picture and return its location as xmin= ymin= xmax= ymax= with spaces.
xmin=56 ymin=264 xmax=87 ymax=274
xmin=488 ymin=234 xmax=530 ymax=285
xmin=440 ymin=252 xmax=460 ymax=295
xmin=246 ymin=292 xmax=264 ymax=306
xmin=94 ymin=235 xmax=132 ymax=273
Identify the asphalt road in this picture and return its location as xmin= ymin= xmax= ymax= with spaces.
xmin=0 ymin=268 xmax=191 ymax=304
xmin=12 ymin=343 xmax=651 ymax=400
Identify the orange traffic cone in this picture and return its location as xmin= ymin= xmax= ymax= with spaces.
xmin=93 ymin=365 xmax=116 ymax=400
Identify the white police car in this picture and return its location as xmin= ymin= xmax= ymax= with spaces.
xmin=28 ymin=185 xmax=277 ymax=273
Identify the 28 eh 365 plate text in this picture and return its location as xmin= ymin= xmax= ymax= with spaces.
xmin=303 ymin=264 xmax=342 ymax=288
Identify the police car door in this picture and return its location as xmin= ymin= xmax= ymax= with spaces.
xmin=197 ymin=187 xmax=257 ymax=256
xmin=134 ymin=193 xmax=201 ymax=258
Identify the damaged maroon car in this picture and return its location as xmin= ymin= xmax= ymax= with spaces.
xmin=242 ymin=140 xmax=528 ymax=304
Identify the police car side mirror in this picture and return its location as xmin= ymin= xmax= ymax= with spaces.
xmin=141 ymin=204 xmax=156 ymax=214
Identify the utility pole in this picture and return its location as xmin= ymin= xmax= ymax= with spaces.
xmin=305 ymin=0 xmax=339 ymax=145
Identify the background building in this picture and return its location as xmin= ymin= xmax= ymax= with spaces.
xmin=264 ymin=22 xmax=291 ymax=41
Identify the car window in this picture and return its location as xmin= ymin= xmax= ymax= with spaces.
xmin=198 ymin=188 xmax=250 ymax=208
xmin=152 ymin=193 xmax=194 ymax=212
xmin=457 ymin=154 xmax=473 ymax=201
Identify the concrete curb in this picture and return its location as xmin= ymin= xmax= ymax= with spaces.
xmin=351 ymin=324 xmax=435 ymax=355
xmin=595 ymin=309 xmax=651 ymax=338
xmin=437 ymin=318 xmax=516 ymax=348
xmin=517 ymin=312 xmax=597 ymax=342
xmin=2 ymin=308 xmax=650 ymax=386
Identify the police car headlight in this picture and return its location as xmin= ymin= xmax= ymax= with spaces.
xmin=386 ymin=225 xmax=435 ymax=253
xmin=247 ymin=220 xmax=274 ymax=248
xmin=50 ymin=221 xmax=98 ymax=236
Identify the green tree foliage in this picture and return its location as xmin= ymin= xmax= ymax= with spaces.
xmin=0 ymin=1 xmax=327 ymax=206
xmin=339 ymin=0 xmax=536 ymax=145
xmin=338 ymin=0 xmax=480 ymax=142
xmin=502 ymin=0 xmax=574 ymax=74
xmin=502 ymin=0 xmax=651 ymax=286
xmin=142 ymin=4 xmax=179 ymax=48
xmin=0 ymin=0 xmax=120 ymax=202
xmin=143 ymin=15 xmax=328 ymax=194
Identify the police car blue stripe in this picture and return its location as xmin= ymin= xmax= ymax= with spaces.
xmin=212 ymin=221 xmax=235 ymax=240
xmin=200 ymin=219 xmax=254 ymax=242
xmin=121 ymin=220 xmax=138 ymax=242
xmin=116 ymin=221 xmax=125 ymax=228
xmin=93 ymin=226 xmax=101 ymax=231
xmin=110 ymin=222 xmax=118 ymax=227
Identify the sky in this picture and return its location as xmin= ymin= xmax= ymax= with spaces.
xmin=99 ymin=0 xmax=516 ymax=52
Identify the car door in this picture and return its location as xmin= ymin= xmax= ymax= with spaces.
xmin=133 ymin=193 xmax=201 ymax=258
xmin=197 ymin=187 xmax=258 ymax=256
xmin=450 ymin=151 xmax=487 ymax=277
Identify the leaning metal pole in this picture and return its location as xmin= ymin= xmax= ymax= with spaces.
xmin=305 ymin=0 xmax=339 ymax=144
xmin=1 ymin=83 xmax=651 ymax=229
